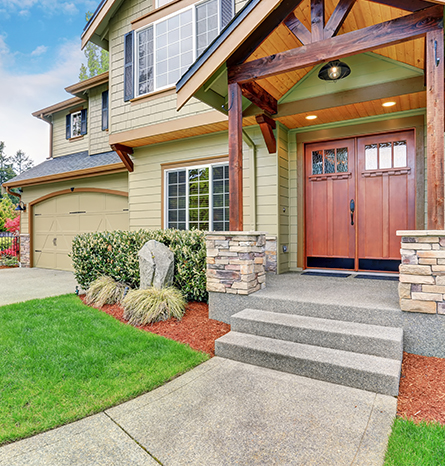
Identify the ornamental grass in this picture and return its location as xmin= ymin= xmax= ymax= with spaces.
xmin=85 ymin=276 xmax=129 ymax=308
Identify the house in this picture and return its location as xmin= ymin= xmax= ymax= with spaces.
xmin=3 ymin=0 xmax=445 ymax=277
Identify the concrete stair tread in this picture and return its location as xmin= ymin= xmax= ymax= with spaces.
xmin=217 ymin=331 xmax=401 ymax=376
xmin=232 ymin=308 xmax=403 ymax=340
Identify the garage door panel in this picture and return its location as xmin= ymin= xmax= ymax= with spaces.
xmin=33 ymin=192 xmax=129 ymax=271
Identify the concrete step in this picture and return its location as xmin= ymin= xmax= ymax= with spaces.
xmin=231 ymin=309 xmax=403 ymax=360
xmin=215 ymin=332 xmax=401 ymax=396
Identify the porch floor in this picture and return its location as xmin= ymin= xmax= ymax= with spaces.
xmin=258 ymin=272 xmax=400 ymax=312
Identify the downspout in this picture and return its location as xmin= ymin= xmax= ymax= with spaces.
xmin=6 ymin=186 xmax=20 ymax=200
xmin=242 ymin=130 xmax=256 ymax=230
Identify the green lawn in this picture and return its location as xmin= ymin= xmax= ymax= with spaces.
xmin=0 ymin=294 xmax=208 ymax=445
xmin=385 ymin=418 xmax=445 ymax=466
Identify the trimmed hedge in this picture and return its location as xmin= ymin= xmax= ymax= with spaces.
xmin=71 ymin=229 xmax=207 ymax=302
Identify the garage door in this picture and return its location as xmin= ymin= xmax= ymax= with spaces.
xmin=33 ymin=191 xmax=129 ymax=270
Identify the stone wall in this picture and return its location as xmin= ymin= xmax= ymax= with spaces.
xmin=19 ymin=234 xmax=30 ymax=268
xmin=206 ymin=231 xmax=267 ymax=295
xmin=265 ymin=236 xmax=277 ymax=274
xmin=397 ymin=230 xmax=445 ymax=314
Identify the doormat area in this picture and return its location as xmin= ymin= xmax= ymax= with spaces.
xmin=301 ymin=272 xmax=351 ymax=278
xmin=354 ymin=274 xmax=399 ymax=281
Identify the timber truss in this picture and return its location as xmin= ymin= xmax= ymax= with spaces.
xmin=226 ymin=0 xmax=444 ymax=231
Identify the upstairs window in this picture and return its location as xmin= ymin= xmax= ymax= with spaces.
xmin=65 ymin=109 xmax=87 ymax=139
xmin=134 ymin=0 xmax=233 ymax=97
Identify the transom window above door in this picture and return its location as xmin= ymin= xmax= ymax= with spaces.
xmin=312 ymin=147 xmax=349 ymax=175
xmin=364 ymin=140 xmax=407 ymax=170
xmin=136 ymin=0 xmax=233 ymax=96
xmin=166 ymin=162 xmax=229 ymax=231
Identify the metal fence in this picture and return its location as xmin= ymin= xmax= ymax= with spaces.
xmin=0 ymin=232 xmax=20 ymax=263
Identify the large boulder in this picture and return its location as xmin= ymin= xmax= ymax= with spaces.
xmin=138 ymin=240 xmax=175 ymax=289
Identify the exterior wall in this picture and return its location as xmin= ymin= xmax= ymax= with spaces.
xmin=20 ymin=172 xmax=128 ymax=235
xmin=289 ymin=113 xmax=426 ymax=270
xmin=88 ymin=83 xmax=111 ymax=155
xmin=52 ymin=106 xmax=88 ymax=158
xmin=277 ymin=123 xmax=289 ymax=273
xmin=107 ymin=0 xmax=246 ymax=136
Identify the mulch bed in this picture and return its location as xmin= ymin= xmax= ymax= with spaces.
xmin=397 ymin=352 xmax=445 ymax=425
xmin=0 ymin=266 xmax=18 ymax=270
xmin=79 ymin=296 xmax=230 ymax=357
xmin=79 ymin=295 xmax=445 ymax=423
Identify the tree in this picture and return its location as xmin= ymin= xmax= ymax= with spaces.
xmin=10 ymin=150 xmax=33 ymax=175
xmin=0 ymin=142 xmax=15 ymax=186
xmin=0 ymin=197 xmax=17 ymax=232
xmin=79 ymin=12 xmax=109 ymax=81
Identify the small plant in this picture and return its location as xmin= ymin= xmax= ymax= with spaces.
xmin=0 ymin=255 xmax=19 ymax=267
xmin=85 ymin=276 xmax=129 ymax=308
xmin=123 ymin=286 xmax=186 ymax=325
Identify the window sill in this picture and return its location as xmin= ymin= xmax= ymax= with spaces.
xmin=69 ymin=135 xmax=85 ymax=142
xmin=130 ymin=86 xmax=176 ymax=106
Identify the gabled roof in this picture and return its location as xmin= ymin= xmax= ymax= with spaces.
xmin=32 ymin=97 xmax=86 ymax=120
xmin=65 ymin=72 xmax=109 ymax=97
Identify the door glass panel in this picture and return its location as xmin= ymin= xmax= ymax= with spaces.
xmin=337 ymin=147 xmax=348 ymax=173
xmin=379 ymin=142 xmax=392 ymax=169
xmin=365 ymin=144 xmax=378 ymax=170
xmin=393 ymin=141 xmax=407 ymax=167
xmin=324 ymin=149 xmax=335 ymax=174
xmin=312 ymin=150 xmax=323 ymax=174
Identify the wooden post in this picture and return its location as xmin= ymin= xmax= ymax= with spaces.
xmin=228 ymin=82 xmax=243 ymax=231
xmin=426 ymin=28 xmax=445 ymax=229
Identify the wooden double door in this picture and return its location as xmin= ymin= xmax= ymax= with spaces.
xmin=305 ymin=130 xmax=415 ymax=272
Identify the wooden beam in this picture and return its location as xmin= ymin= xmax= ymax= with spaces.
xmin=228 ymin=83 xmax=243 ymax=231
xmin=426 ymin=28 xmax=445 ymax=229
xmin=241 ymin=82 xmax=278 ymax=115
xmin=256 ymin=114 xmax=277 ymax=154
xmin=227 ymin=0 xmax=305 ymax=66
xmin=324 ymin=0 xmax=356 ymax=39
xmin=311 ymin=0 xmax=325 ymax=43
xmin=283 ymin=13 xmax=312 ymax=45
xmin=228 ymin=5 xmax=444 ymax=84
xmin=243 ymin=76 xmax=426 ymax=118
xmin=367 ymin=0 xmax=435 ymax=12
xmin=111 ymin=143 xmax=134 ymax=172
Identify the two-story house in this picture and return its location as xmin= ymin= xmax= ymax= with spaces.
xmin=4 ymin=0 xmax=445 ymax=276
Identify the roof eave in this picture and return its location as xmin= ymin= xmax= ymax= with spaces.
xmin=65 ymin=72 xmax=109 ymax=97
xmin=32 ymin=97 xmax=86 ymax=120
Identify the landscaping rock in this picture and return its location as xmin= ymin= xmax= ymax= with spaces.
xmin=139 ymin=240 xmax=174 ymax=289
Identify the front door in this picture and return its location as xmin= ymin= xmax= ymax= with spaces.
xmin=305 ymin=130 xmax=415 ymax=272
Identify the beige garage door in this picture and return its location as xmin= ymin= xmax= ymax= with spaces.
xmin=33 ymin=191 xmax=129 ymax=271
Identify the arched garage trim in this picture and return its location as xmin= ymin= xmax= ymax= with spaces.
xmin=28 ymin=188 xmax=129 ymax=268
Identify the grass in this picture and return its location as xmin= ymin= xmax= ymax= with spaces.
xmin=0 ymin=294 xmax=208 ymax=446
xmin=384 ymin=418 xmax=445 ymax=465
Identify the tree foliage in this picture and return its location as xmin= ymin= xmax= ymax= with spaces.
xmin=79 ymin=12 xmax=109 ymax=81
xmin=0 ymin=197 xmax=17 ymax=232
xmin=10 ymin=150 xmax=33 ymax=175
xmin=0 ymin=142 xmax=15 ymax=186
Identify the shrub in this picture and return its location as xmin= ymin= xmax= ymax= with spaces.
xmin=0 ymin=198 xmax=17 ymax=232
xmin=85 ymin=276 xmax=129 ymax=308
xmin=122 ymin=286 xmax=186 ymax=325
xmin=71 ymin=229 xmax=207 ymax=302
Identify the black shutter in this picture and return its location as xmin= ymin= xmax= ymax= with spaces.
xmin=124 ymin=31 xmax=134 ymax=102
xmin=102 ymin=90 xmax=109 ymax=131
xmin=66 ymin=114 xmax=71 ymax=139
xmin=80 ymin=109 xmax=87 ymax=135
xmin=220 ymin=0 xmax=234 ymax=30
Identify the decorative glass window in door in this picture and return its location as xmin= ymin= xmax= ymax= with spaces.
xmin=365 ymin=140 xmax=407 ymax=170
xmin=312 ymin=147 xmax=348 ymax=175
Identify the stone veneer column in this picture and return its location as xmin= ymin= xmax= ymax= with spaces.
xmin=397 ymin=230 xmax=445 ymax=314
xmin=206 ymin=231 xmax=266 ymax=295
xmin=19 ymin=234 xmax=30 ymax=268
xmin=265 ymin=236 xmax=277 ymax=274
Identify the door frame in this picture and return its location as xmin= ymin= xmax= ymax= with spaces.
xmin=301 ymin=125 xmax=420 ymax=271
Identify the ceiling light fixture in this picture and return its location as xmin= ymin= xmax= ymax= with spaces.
xmin=306 ymin=115 xmax=318 ymax=120
xmin=382 ymin=101 xmax=396 ymax=107
xmin=318 ymin=60 xmax=351 ymax=82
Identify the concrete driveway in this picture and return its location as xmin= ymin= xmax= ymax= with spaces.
xmin=0 ymin=267 xmax=78 ymax=305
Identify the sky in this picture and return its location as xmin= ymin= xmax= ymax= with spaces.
xmin=0 ymin=0 xmax=99 ymax=166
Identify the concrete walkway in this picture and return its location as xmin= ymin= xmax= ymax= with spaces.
xmin=0 ymin=268 xmax=78 ymax=305
xmin=0 ymin=357 xmax=397 ymax=466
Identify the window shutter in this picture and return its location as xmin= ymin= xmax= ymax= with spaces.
xmin=220 ymin=0 xmax=234 ymax=30
xmin=124 ymin=31 xmax=134 ymax=102
xmin=66 ymin=114 xmax=71 ymax=139
xmin=102 ymin=90 xmax=109 ymax=131
xmin=80 ymin=109 xmax=87 ymax=135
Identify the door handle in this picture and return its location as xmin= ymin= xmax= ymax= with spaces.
xmin=53 ymin=237 xmax=57 ymax=246
xmin=350 ymin=199 xmax=355 ymax=226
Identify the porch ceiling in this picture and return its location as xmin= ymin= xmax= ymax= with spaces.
xmin=245 ymin=0 xmax=426 ymax=101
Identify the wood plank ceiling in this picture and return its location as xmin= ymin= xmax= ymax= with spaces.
xmin=246 ymin=0 xmax=425 ymax=104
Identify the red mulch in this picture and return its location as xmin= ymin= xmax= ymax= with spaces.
xmin=397 ymin=352 xmax=445 ymax=424
xmin=79 ymin=296 xmax=230 ymax=357
xmin=0 ymin=266 xmax=18 ymax=269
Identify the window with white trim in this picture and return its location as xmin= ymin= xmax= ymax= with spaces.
xmin=71 ymin=111 xmax=82 ymax=138
xmin=166 ymin=163 xmax=229 ymax=231
xmin=135 ymin=0 xmax=233 ymax=96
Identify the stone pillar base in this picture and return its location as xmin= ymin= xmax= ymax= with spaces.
xmin=19 ymin=234 xmax=30 ymax=268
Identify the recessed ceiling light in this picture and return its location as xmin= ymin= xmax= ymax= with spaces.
xmin=306 ymin=115 xmax=318 ymax=120
xmin=382 ymin=101 xmax=396 ymax=107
